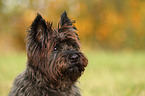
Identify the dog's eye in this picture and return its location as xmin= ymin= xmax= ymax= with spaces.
xmin=54 ymin=47 xmax=57 ymax=51
xmin=54 ymin=44 xmax=60 ymax=51
xmin=54 ymin=44 xmax=63 ymax=51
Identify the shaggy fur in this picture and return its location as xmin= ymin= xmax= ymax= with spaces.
xmin=9 ymin=11 xmax=88 ymax=96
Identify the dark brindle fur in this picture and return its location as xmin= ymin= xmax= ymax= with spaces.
xmin=9 ymin=11 xmax=88 ymax=96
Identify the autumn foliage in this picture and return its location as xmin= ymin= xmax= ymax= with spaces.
xmin=0 ymin=0 xmax=145 ymax=51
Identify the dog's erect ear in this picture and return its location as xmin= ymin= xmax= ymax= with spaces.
xmin=30 ymin=13 xmax=48 ymax=44
xmin=60 ymin=11 xmax=72 ymax=27
xmin=58 ymin=11 xmax=77 ymax=31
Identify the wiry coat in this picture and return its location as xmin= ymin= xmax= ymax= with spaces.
xmin=9 ymin=11 xmax=88 ymax=96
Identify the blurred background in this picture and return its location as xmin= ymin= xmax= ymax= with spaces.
xmin=0 ymin=0 xmax=145 ymax=96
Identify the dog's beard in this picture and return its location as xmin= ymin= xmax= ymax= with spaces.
xmin=49 ymin=51 xmax=88 ymax=82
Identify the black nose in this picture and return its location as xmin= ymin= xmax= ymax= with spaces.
xmin=69 ymin=53 xmax=79 ymax=61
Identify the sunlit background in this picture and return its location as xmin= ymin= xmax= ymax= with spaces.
xmin=0 ymin=0 xmax=145 ymax=96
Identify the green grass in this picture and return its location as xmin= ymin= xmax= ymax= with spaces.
xmin=0 ymin=53 xmax=26 ymax=96
xmin=0 ymin=51 xmax=145 ymax=96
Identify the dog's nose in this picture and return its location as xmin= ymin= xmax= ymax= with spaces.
xmin=69 ymin=53 xmax=79 ymax=61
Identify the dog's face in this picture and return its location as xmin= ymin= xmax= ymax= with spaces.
xmin=26 ymin=11 xmax=88 ymax=88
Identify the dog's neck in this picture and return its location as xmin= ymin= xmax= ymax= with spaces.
xmin=25 ymin=65 xmax=76 ymax=92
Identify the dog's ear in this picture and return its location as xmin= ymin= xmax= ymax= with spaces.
xmin=30 ymin=13 xmax=48 ymax=45
xmin=58 ymin=11 xmax=77 ymax=31
xmin=59 ymin=11 xmax=72 ymax=27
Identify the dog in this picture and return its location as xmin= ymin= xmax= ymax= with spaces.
xmin=9 ymin=11 xmax=88 ymax=96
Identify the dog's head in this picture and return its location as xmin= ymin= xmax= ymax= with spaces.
xmin=26 ymin=11 xmax=88 ymax=89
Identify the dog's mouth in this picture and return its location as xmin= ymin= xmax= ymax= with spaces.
xmin=64 ymin=62 xmax=85 ymax=74
xmin=62 ymin=62 xmax=86 ymax=82
xmin=60 ymin=56 xmax=87 ymax=82
xmin=67 ymin=65 xmax=79 ymax=72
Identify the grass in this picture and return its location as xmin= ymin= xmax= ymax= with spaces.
xmin=0 ymin=51 xmax=145 ymax=96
